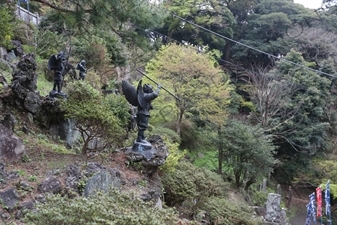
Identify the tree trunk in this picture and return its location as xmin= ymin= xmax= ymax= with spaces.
xmin=218 ymin=126 xmax=223 ymax=174
xmin=244 ymin=177 xmax=256 ymax=191
xmin=234 ymin=170 xmax=241 ymax=188
xmin=223 ymin=42 xmax=232 ymax=61
xmin=286 ymin=186 xmax=293 ymax=208
xmin=82 ymin=136 xmax=92 ymax=155
xmin=176 ymin=109 xmax=184 ymax=136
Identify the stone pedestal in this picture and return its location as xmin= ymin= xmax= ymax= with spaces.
xmin=124 ymin=136 xmax=169 ymax=174
xmin=49 ymin=90 xmax=67 ymax=98
xmin=132 ymin=141 xmax=152 ymax=151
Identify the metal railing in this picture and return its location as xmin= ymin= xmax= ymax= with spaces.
xmin=15 ymin=5 xmax=40 ymax=25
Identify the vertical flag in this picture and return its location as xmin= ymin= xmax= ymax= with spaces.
xmin=306 ymin=203 xmax=312 ymax=225
xmin=309 ymin=192 xmax=316 ymax=222
xmin=325 ymin=180 xmax=331 ymax=216
xmin=316 ymin=186 xmax=322 ymax=218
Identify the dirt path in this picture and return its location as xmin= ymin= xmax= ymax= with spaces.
xmin=290 ymin=208 xmax=306 ymax=225
xmin=289 ymin=197 xmax=308 ymax=225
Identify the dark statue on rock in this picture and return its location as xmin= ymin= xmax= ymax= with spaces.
xmin=48 ymin=52 xmax=67 ymax=97
xmin=122 ymin=79 xmax=161 ymax=151
xmin=76 ymin=60 xmax=87 ymax=80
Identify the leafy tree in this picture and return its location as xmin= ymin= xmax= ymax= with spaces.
xmin=146 ymin=43 xmax=232 ymax=135
xmin=285 ymin=26 xmax=337 ymax=69
xmin=232 ymin=0 xmax=318 ymax=66
xmin=33 ymin=27 xmax=67 ymax=58
xmin=242 ymin=49 xmax=331 ymax=182
xmin=158 ymin=0 xmax=236 ymax=60
xmin=32 ymin=0 xmax=167 ymax=30
xmin=60 ymin=82 xmax=127 ymax=154
xmin=274 ymin=49 xmax=331 ymax=154
xmin=33 ymin=0 xmax=168 ymax=67
xmin=221 ymin=119 xmax=276 ymax=190
xmin=245 ymin=50 xmax=331 ymax=154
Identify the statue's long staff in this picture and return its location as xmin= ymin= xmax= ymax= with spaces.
xmin=136 ymin=69 xmax=181 ymax=101
xmin=60 ymin=46 xmax=71 ymax=89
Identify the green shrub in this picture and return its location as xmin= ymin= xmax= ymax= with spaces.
xmin=159 ymin=135 xmax=186 ymax=173
xmin=23 ymin=190 xmax=179 ymax=225
xmin=13 ymin=22 xmax=34 ymax=45
xmin=65 ymin=81 xmax=101 ymax=102
xmin=150 ymin=126 xmax=181 ymax=144
xmin=0 ymin=7 xmax=15 ymax=48
xmin=104 ymin=94 xmax=130 ymax=129
xmin=162 ymin=161 xmax=229 ymax=207
xmin=200 ymin=196 xmax=260 ymax=225
xmin=190 ymin=149 xmax=218 ymax=172
xmin=162 ymin=161 xmax=260 ymax=224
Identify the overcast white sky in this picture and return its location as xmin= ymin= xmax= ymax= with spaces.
xmin=293 ymin=0 xmax=323 ymax=9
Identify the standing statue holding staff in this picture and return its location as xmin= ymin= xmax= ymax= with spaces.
xmin=122 ymin=79 xmax=161 ymax=148
xmin=76 ymin=60 xmax=87 ymax=80
xmin=122 ymin=71 xmax=180 ymax=152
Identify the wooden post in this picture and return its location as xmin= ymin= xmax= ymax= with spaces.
xmin=286 ymin=186 xmax=293 ymax=208
xmin=277 ymin=184 xmax=282 ymax=195
xmin=262 ymin=178 xmax=267 ymax=192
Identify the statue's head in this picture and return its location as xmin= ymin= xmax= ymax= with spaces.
xmin=57 ymin=52 xmax=66 ymax=61
xmin=143 ymin=84 xmax=153 ymax=93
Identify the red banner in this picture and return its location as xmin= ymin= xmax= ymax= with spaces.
xmin=316 ymin=187 xmax=322 ymax=218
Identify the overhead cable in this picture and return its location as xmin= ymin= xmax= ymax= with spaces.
xmin=171 ymin=13 xmax=337 ymax=79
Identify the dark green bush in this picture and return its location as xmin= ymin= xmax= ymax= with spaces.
xmin=162 ymin=161 xmax=261 ymax=224
xmin=162 ymin=161 xmax=229 ymax=207
xmin=200 ymin=196 xmax=260 ymax=225
xmin=23 ymin=190 xmax=179 ymax=225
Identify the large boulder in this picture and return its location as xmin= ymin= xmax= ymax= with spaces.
xmin=0 ymin=188 xmax=20 ymax=211
xmin=23 ymin=91 xmax=41 ymax=114
xmin=83 ymin=169 xmax=121 ymax=197
xmin=0 ymin=124 xmax=25 ymax=163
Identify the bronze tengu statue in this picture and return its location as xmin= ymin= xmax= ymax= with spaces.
xmin=122 ymin=79 xmax=161 ymax=151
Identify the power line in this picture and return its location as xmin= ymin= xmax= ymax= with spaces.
xmin=171 ymin=13 xmax=337 ymax=79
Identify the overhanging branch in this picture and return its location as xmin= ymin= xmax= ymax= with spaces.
xmin=31 ymin=0 xmax=91 ymax=13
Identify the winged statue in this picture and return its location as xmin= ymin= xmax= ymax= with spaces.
xmin=122 ymin=79 xmax=161 ymax=144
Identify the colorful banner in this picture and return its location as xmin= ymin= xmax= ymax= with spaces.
xmin=316 ymin=186 xmax=322 ymax=218
xmin=325 ymin=180 xmax=331 ymax=216
xmin=305 ymin=203 xmax=312 ymax=225
xmin=309 ymin=192 xmax=316 ymax=222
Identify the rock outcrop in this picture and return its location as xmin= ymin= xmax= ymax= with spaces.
xmin=0 ymin=124 xmax=25 ymax=163
xmin=124 ymin=135 xmax=169 ymax=175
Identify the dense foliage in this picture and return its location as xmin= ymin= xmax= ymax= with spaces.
xmin=162 ymin=161 xmax=260 ymax=224
xmin=23 ymin=190 xmax=179 ymax=225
